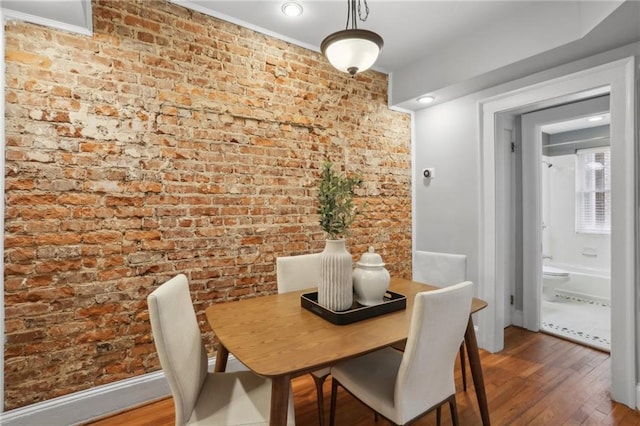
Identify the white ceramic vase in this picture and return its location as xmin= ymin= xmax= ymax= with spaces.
xmin=353 ymin=247 xmax=390 ymax=306
xmin=318 ymin=239 xmax=353 ymax=311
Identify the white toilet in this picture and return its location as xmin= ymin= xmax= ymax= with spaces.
xmin=542 ymin=265 xmax=570 ymax=301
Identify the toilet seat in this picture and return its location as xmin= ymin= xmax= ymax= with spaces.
xmin=543 ymin=265 xmax=569 ymax=277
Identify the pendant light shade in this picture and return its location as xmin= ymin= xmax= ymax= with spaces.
xmin=321 ymin=29 xmax=383 ymax=76
xmin=321 ymin=0 xmax=383 ymax=77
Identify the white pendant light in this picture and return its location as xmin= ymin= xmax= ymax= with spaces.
xmin=321 ymin=0 xmax=383 ymax=77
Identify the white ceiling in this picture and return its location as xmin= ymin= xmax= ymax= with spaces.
xmin=542 ymin=113 xmax=610 ymax=134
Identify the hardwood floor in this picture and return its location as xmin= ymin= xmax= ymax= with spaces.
xmin=86 ymin=327 xmax=639 ymax=425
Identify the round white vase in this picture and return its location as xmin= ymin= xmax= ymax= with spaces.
xmin=318 ymin=239 xmax=353 ymax=311
xmin=353 ymin=246 xmax=390 ymax=306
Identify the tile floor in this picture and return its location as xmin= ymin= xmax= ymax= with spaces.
xmin=541 ymin=293 xmax=610 ymax=352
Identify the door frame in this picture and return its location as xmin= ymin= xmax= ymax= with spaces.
xmin=478 ymin=57 xmax=636 ymax=407
xmin=495 ymin=114 xmax=517 ymax=328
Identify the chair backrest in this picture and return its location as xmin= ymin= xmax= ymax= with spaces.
xmin=148 ymin=274 xmax=208 ymax=425
xmin=395 ymin=281 xmax=473 ymax=422
xmin=276 ymin=253 xmax=322 ymax=294
xmin=413 ymin=250 xmax=466 ymax=287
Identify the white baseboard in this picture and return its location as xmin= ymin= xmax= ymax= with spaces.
xmin=0 ymin=355 xmax=245 ymax=426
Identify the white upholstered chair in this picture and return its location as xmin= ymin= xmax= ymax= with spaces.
xmin=148 ymin=274 xmax=295 ymax=425
xmin=276 ymin=252 xmax=322 ymax=294
xmin=276 ymin=253 xmax=330 ymax=426
xmin=414 ymin=250 xmax=467 ymax=288
xmin=413 ymin=250 xmax=469 ymax=391
xmin=329 ymin=281 xmax=474 ymax=426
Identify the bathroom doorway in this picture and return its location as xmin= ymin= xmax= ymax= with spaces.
xmin=536 ymin=102 xmax=611 ymax=352
xmin=521 ymin=95 xmax=611 ymax=352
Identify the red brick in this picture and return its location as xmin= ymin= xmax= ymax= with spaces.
xmin=2 ymin=0 xmax=411 ymax=411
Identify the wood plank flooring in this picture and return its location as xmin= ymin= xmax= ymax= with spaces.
xmin=86 ymin=327 xmax=640 ymax=425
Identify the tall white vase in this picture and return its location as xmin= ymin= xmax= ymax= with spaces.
xmin=318 ymin=239 xmax=353 ymax=311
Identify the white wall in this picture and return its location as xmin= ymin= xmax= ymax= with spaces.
xmin=413 ymin=100 xmax=480 ymax=285
xmin=542 ymin=154 xmax=611 ymax=273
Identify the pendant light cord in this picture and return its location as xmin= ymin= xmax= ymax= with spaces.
xmin=345 ymin=0 xmax=370 ymax=30
xmin=358 ymin=0 xmax=370 ymax=22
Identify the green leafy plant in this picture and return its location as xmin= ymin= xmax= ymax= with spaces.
xmin=317 ymin=160 xmax=364 ymax=239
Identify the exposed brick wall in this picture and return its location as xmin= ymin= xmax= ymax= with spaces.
xmin=3 ymin=0 xmax=411 ymax=410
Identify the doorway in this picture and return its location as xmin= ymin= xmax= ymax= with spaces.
xmin=521 ymin=96 xmax=611 ymax=352
xmin=479 ymin=57 xmax=636 ymax=407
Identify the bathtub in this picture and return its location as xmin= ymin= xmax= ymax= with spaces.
xmin=543 ymin=263 xmax=610 ymax=305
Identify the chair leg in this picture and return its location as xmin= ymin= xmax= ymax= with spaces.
xmin=449 ymin=396 xmax=459 ymax=426
xmin=329 ymin=377 xmax=339 ymax=426
xmin=459 ymin=343 xmax=467 ymax=391
xmin=312 ymin=374 xmax=329 ymax=426
xmin=436 ymin=405 xmax=442 ymax=426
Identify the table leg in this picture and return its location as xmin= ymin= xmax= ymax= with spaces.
xmin=269 ymin=375 xmax=291 ymax=426
xmin=464 ymin=316 xmax=491 ymax=425
xmin=214 ymin=343 xmax=229 ymax=373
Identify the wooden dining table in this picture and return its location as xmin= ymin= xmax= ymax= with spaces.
xmin=206 ymin=277 xmax=490 ymax=426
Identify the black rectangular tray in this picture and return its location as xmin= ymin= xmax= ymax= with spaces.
xmin=301 ymin=291 xmax=406 ymax=325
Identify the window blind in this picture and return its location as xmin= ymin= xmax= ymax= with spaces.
xmin=576 ymin=147 xmax=610 ymax=234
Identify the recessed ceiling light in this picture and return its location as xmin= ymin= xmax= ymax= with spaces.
xmin=282 ymin=2 xmax=303 ymax=17
xmin=417 ymin=95 xmax=435 ymax=104
xmin=587 ymin=116 xmax=604 ymax=122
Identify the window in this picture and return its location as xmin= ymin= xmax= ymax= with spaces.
xmin=576 ymin=147 xmax=610 ymax=234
